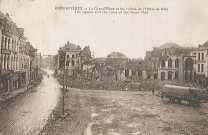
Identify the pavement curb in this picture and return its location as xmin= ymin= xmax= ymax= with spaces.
xmin=0 ymin=76 xmax=43 ymax=108
xmin=0 ymin=85 xmax=33 ymax=104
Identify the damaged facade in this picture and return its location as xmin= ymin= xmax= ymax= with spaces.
xmin=195 ymin=41 xmax=208 ymax=87
xmin=93 ymin=52 xmax=148 ymax=81
xmin=125 ymin=58 xmax=147 ymax=79
xmin=54 ymin=41 xmax=93 ymax=76
xmin=54 ymin=41 xmax=208 ymax=88
xmin=145 ymin=43 xmax=197 ymax=84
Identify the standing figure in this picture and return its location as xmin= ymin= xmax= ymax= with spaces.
xmin=152 ymin=89 xmax=155 ymax=95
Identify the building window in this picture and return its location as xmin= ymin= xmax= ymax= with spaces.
xmin=66 ymin=60 xmax=69 ymax=66
xmin=4 ymin=56 xmax=6 ymax=70
xmin=185 ymin=71 xmax=188 ymax=81
xmin=72 ymin=55 xmax=75 ymax=58
xmin=1 ymin=36 xmax=3 ymax=49
xmin=194 ymin=71 xmax=196 ymax=80
xmin=125 ymin=70 xmax=129 ymax=77
xmin=153 ymin=62 xmax=156 ymax=69
xmin=13 ymin=81 xmax=16 ymax=88
xmin=185 ymin=58 xmax=194 ymax=70
xmin=168 ymin=71 xmax=172 ymax=80
xmin=190 ymin=71 xmax=192 ymax=81
xmin=161 ymin=72 xmax=165 ymax=81
xmin=138 ymin=70 xmax=142 ymax=77
xmin=5 ymin=37 xmax=7 ymax=49
xmin=198 ymin=64 xmax=200 ymax=72
xmin=8 ymin=39 xmax=10 ymax=50
xmin=202 ymin=53 xmax=204 ymax=60
xmin=168 ymin=59 xmax=172 ymax=68
xmin=161 ymin=59 xmax=165 ymax=68
xmin=72 ymin=69 xmax=75 ymax=75
xmin=175 ymin=59 xmax=179 ymax=68
xmin=154 ymin=73 xmax=158 ymax=79
xmin=71 ymin=60 xmax=75 ymax=66
xmin=201 ymin=64 xmax=204 ymax=72
xmin=198 ymin=53 xmax=200 ymax=61
xmin=175 ymin=71 xmax=179 ymax=79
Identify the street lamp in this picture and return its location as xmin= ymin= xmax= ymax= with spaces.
xmin=62 ymin=57 xmax=66 ymax=116
xmin=61 ymin=56 xmax=71 ymax=116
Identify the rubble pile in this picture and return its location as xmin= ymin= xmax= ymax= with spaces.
xmin=57 ymin=75 xmax=162 ymax=91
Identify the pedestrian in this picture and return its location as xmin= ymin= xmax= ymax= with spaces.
xmin=27 ymin=83 xmax=29 ymax=90
xmin=152 ymin=89 xmax=155 ymax=95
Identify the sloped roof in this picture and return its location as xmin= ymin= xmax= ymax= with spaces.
xmin=107 ymin=51 xmax=126 ymax=58
xmin=60 ymin=42 xmax=81 ymax=52
xmin=126 ymin=60 xmax=146 ymax=69
xmin=159 ymin=43 xmax=182 ymax=49
xmin=105 ymin=58 xmax=127 ymax=67
xmin=0 ymin=12 xmax=24 ymax=37
xmin=26 ymin=42 xmax=38 ymax=51
xmin=201 ymin=41 xmax=208 ymax=47
xmin=0 ymin=12 xmax=13 ymax=22
xmin=182 ymin=43 xmax=196 ymax=48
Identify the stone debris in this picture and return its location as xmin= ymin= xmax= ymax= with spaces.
xmin=58 ymin=74 xmax=161 ymax=91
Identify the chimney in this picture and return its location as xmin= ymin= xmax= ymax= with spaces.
xmin=6 ymin=13 xmax=9 ymax=17
xmin=67 ymin=41 xmax=69 ymax=44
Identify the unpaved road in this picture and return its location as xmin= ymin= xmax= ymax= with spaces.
xmin=40 ymin=89 xmax=208 ymax=135
xmin=0 ymin=69 xmax=61 ymax=135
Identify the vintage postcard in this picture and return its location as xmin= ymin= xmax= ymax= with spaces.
xmin=0 ymin=0 xmax=208 ymax=135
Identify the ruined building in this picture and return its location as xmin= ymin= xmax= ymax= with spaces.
xmin=195 ymin=41 xmax=208 ymax=87
xmin=54 ymin=41 xmax=93 ymax=76
xmin=145 ymin=43 xmax=196 ymax=83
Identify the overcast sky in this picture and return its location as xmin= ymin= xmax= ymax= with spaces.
xmin=1 ymin=0 xmax=208 ymax=58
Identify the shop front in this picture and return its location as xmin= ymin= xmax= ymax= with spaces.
xmin=0 ymin=71 xmax=10 ymax=93
xmin=8 ymin=73 xmax=19 ymax=91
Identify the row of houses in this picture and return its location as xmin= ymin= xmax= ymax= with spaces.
xmin=0 ymin=12 xmax=40 ymax=94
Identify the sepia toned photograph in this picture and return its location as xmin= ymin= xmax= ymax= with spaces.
xmin=0 ymin=0 xmax=208 ymax=134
